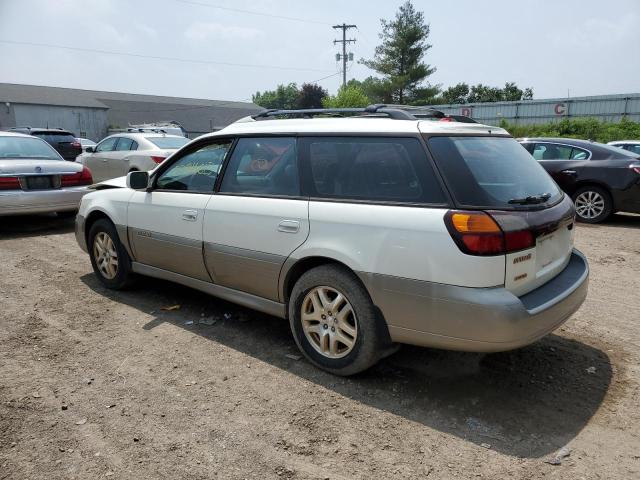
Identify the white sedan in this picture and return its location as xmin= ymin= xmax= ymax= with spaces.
xmin=76 ymin=133 xmax=190 ymax=183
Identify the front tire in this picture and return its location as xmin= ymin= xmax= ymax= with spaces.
xmin=288 ymin=264 xmax=388 ymax=376
xmin=88 ymin=219 xmax=133 ymax=289
xmin=572 ymin=186 xmax=612 ymax=223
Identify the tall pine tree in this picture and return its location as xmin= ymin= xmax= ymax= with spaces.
xmin=362 ymin=1 xmax=436 ymax=104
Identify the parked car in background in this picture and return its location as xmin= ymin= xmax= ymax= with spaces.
xmin=76 ymin=133 xmax=190 ymax=183
xmin=78 ymin=138 xmax=97 ymax=153
xmin=126 ymin=122 xmax=188 ymax=137
xmin=8 ymin=127 xmax=83 ymax=161
xmin=76 ymin=106 xmax=588 ymax=375
xmin=519 ymin=137 xmax=640 ymax=223
xmin=0 ymin=131 xmax=92 ymax=216
xmin=608 ymin=140 xmax=640 ymax=155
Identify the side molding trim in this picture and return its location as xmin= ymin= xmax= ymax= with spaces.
xmin=131 ymin=262 xmax=287 ymax=318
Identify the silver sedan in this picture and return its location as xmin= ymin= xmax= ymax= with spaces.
xmin=0 ymin=131 xmax=92 ymax=216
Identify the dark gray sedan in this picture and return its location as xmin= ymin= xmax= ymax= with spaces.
xmin=0 ymin=131 xmax=93 ymax=216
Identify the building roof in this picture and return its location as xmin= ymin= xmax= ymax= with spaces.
xmin=0 ymin=83 xmax=263 ymax=133
xmin=0 ymin=83 xmax=110 ymax=108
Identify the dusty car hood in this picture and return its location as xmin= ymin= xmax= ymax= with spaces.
xmin=0 ymin=159 xmax=82 ymax=175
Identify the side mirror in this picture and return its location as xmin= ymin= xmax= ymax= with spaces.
xmin=127 ymin=171 xmax=150 ymax=190
xmin=86 ymin=146 xmax=94 ymax=153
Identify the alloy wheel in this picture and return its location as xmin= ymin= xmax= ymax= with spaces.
xmin=301 ymin=286 xmax=358 ymax=359
xmin=575 ymin=190 xmax=605 ymax=220
xmin=93 ymin=232 xmax=119 ymax=279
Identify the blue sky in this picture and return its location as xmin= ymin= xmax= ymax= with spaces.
xmin=0 ymin=0 xmax=638 ymax=102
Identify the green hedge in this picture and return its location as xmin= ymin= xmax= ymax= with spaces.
xmin=497 ymin=117 xmax=640 ymax=143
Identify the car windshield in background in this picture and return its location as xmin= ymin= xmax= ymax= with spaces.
xmin=147 ymin=137 xmax=190 ymax=149
xmin=428 ymin=136 xmax=562 ymax=209
xmin=0 ymin=136 xmax=62 ymax=160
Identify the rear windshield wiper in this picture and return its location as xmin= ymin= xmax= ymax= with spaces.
xmin=508 ymin=193 xmax=552 ymax=205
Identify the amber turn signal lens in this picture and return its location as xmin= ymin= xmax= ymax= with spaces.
xmin=450 ymin=212 xmax=501 ymax=233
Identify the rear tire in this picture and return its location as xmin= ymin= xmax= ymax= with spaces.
xmin=288 ymin=264 xmax=388 ymax=376
xmin=572 ymin=185 xmax=612 ymax=224
xmin=88 ymin=219 xmax=133 ymax=289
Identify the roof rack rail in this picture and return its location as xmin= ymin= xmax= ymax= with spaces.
xmin=251 ymin=104 xmax=419 ymax=121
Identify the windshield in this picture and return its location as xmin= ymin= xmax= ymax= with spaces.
xmin=0 ymin=136 xmax=63 ymax=160
xmin=428 ymin=136 xmax=562 ymax=209
xmin=147 ymin=137 xmax=190 ymax=149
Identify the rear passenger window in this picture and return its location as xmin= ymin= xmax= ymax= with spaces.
xmin=115 ymin=138 xmax=134 ymax=151
xmin=533 ymin=143 xmax=573 ymax=160
xmin=301 ymin=137 xmax=446 ymax=204
xmin=219 ymin=137 xmax=299 ymax=197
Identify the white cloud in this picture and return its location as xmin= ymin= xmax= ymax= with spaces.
xmin=184 ymin=22 xmax=262 ymax=42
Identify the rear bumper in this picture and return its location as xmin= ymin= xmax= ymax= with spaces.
xmin=0 ymin=186 xmax=89 ymax=216
xmin=360 ymin=249 xmax=589 ymax=352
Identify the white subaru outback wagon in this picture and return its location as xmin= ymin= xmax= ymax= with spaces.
xmin=76 ymin=106 xmax=589 ymax=375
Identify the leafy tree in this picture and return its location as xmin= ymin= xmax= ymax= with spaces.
xmin=252 ymin=83 xmax=299 ymax=109
xmin=467 ymin=84 xmax=504 ymax=103
xmin=296 ymin=83 xmax=328 ymax=109
xmin=439 ymin=82 xmax=534 ymax=104
xmin=346 ymin=77 xmax=389 ymax=104
xmin=361 ymin=1 xmax=437 ymax=104
xmin=441 ymin=83 xmax=470 ymax=104
xmin=322 ymin=85 xmax=370 ymax=108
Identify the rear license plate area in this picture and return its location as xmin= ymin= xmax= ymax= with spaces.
xmin=25 ymin=176 xmax=53 ymax=190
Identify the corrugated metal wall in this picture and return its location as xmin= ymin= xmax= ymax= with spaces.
xmin=12 ymin=105 xmax=108 ymax=141
xmin=429 ymin=93 xmax=640 ymax=126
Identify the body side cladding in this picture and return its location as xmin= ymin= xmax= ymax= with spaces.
xmin=131 ymin=262 xmax=286 ymax=318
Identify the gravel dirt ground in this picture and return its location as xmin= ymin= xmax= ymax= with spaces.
xmin=1 ymin=213 xmax=639 ymax=480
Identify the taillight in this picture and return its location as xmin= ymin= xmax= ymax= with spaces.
xmin=0 ymin=176 xmax=21 ymax=190
xmin=444 ymin=211 xmax=534 ymax=256
xmin=439 ymin=117 xmax=454 ymax=122
xmin=630 ymin=164 xmax=640 ymax=175
xmin=61 ymin=166 xmax=93 ymax=187
xmin=151 ymin=156 xmax=166 ymax=164
xmin=71 ymin=140 xmax=82 ymax=148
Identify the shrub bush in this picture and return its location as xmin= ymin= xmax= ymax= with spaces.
xmin=498 ymin=117 xmax=640 ymax=143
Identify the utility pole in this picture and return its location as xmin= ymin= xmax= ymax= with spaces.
xmin=333 ymin=23 xmax=356 ymax=88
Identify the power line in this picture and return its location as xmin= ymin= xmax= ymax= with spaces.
xmin=0 ymin=39 xmax=331 ymax=73
xmin=174 ymin=0 xmax=332 ymax=26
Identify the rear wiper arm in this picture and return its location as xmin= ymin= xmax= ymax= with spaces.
xmin=508 ymin=193 xmax=552 ymax=205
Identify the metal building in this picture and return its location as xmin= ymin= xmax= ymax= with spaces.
xmin=0 ymin=83 xmax=262 ymax=141
xmin=429 ymin=93 xmax=640 ymax=126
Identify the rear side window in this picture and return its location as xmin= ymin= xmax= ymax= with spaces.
xmin=219 ymin=137 xmax=299 ymax=197
xmin=428 ymin=136 xmax=562 ymax=209
xmin=115 ymin=138 xmax=134 ymax=151
xmin=301 ymin=137 xmax=446 ymax=204
xmin=533 ymin=143 xmax=589 ymax=160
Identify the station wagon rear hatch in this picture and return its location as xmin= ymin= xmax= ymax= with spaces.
xmin=425 ymin=134 xmax=575 ymax=296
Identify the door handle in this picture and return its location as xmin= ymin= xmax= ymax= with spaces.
xmin=278 ymin=220 xmax=300 ymax=233
xmin=562 ymin=169 xmax=577 ymax=175
xmin=182 ymin=210 xmax=198 ymax=221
